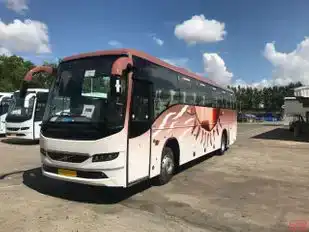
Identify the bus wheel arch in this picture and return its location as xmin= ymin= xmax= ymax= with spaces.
xmin=153 ymin=137 xmax=179 ymax=186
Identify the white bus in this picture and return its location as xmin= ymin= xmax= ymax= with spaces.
xmin=5 ymin=88 xmax=49 ymax=140
xmin=0 ymin=92 xmax=14 ymax=135
xmin=22 ymin=49 xmax=237 ymax=188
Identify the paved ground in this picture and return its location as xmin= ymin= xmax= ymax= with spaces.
xmin=1 ymin=124 xmax=309 ymax=232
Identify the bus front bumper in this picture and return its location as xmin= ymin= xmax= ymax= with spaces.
xmin=5 ymin=123 xmax=34 ymax=140
xmin=41 ymin=162 xmax=126 ymax=187
xmin=5 ymin=131 xmax=33 ymax=140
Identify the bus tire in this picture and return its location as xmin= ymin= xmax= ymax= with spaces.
xmin=217 ymin=132 xmax=227 ymax=156
xmin=154 ymin=146 xmax=175 ymax=185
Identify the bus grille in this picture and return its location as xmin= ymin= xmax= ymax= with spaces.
xmin=47 ymin=151 xmax=89 ymax=163
xmin=6 ymin=127 xmax=19 ymax=131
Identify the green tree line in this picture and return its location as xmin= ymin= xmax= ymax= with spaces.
xmin=0 ymin=55 xmax=56 ymax=92
xmin=228 ymin=82 xmax=302 ymax=113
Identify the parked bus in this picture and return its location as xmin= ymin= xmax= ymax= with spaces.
xmin=0 ymin=92 xmax=13 ymax=135
xmin=22 ymin=49 xmax=237 ymax=187
xmin=5 ymin=88 xmax=49 ymax=140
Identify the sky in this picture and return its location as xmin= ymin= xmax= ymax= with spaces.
xmin=1 ymin=0 xmax=309 ymax=88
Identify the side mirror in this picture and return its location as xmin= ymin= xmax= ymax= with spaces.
xmin=20 ymin=80 xmax=29 ymax=98
xmin=21 ymin=65 xmax=57 ymax=98
xmin=24 ymin=65 xmax=56 ymax=81
xmin=111 ymin=57 xmax=133 ymax=76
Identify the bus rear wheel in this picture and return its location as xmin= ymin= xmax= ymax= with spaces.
xmin=154 ymin=146 xmax=175 ymax=185
xmin=217 ymin=132 xmax=227 ymax=156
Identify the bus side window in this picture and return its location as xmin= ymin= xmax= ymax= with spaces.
xmin=0 ymin=97 xmax=12 ymax=114
xmin=222 ymin=91 xmax=227 ymax=108
xmin=34 ymin=93 xmax=48 ymax=122
xmin=181 ymin=91 xmax=186 ymax=104
xmin=179 ymin=75 xmax=195 ymax=105
xmin=211 ymin=87 xmax=217 ymax=107
xmin=132 ymin=56 xmax=179 ymax=118
xmin=154 ymin=89 xmax=164 ymax=117
xmin=197 ymin=82 xmax=205 ymax=106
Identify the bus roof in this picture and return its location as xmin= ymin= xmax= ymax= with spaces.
xmin=62 ymin=48 xmax=232 ymax=92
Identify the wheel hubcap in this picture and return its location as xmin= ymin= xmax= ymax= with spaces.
xmin=162 ymin=155 xmax=174 ymax=174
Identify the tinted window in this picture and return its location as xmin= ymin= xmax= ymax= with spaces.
xmin=196 ymin=82 xmax=205 ymax=106
xmin=132 ymin=56 xmax=236 ymax=111
xmin=129 ymin=80 xmax=152 ymax=138
xmin=34 ymin=92 xmax=48 ymax=121
xmin=0 ymin=97 xmax=13 ymax=115
xmin=133 ymin=56 xmax=179 ymax=117
xmin=179 ymin=75 xmax=195 ymax=105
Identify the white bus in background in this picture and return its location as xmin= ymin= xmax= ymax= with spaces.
xmin=282 ymin=96 xmax=309 ymax=131
xmin=5 ymin=88 xmax=49 ymax=140
xmin=0 ymin=92 xmax=13 ymax=135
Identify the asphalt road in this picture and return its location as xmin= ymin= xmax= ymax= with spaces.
xmin=1 ymin=124 xmax=309 ymax=232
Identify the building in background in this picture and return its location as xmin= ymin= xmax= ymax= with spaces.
xmin=282 ymin=85 xmax=309 ymax=130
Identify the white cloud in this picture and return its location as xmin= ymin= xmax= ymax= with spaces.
xmin=161 ymin=57 xmax=189 ymax=68
xmin=231 ymin=78 xmax=272 ymax=89
xmin=108 ymin=40 xmax=122 ymax=47
xmin=202 ymin=53 xmax=233 ymax=86
xmin=0 ymin=19 xmax=51 ymax=54
xmin=152 ymin=36 xmax=164 ymax=46
xmin=0 ymin=47 xmax=12 ymax=56
xmin=148 ymin=33 xmax=164 ymax=46
xmin=3 ymin=0 xmax=28 ymax=14
xmin=233 ymin=37 xmax=309 ymax=89
xmin=263 ymin=37 xmax=309 ymax=86
xmin=174 ymin=14 xmax=226 ymax=45
xmin=232 ymin=78 xmax=248 ymax=88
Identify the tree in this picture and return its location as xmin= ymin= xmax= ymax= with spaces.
xmin=28 ymin=61 xmax=57 ymax=89
xmin=0 ymin=55 xmax=57 ymax=91
xmin=230 ymin=81 xmax=303 ymax=113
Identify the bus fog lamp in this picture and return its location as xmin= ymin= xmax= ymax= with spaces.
xmin=92 ymin=152 xmax=119 ymax=162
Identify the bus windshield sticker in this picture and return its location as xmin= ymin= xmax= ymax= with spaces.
xmin=84 ymin=70 xmax=96 ymax=77
xmin=81 ymin=105 xmax=95 ymax=118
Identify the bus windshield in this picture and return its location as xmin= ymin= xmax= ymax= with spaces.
xmin=6 ymin=92 xmax=35 ymax=120
xmin=43 ymin=55 xmax=128 ymax=130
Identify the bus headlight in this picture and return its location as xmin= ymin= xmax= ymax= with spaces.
xmin=92 ymin=152 xmax=119 ymax=162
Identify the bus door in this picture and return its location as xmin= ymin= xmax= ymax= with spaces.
xmin=33 ymin=92 xmax=48 ymax=139
xmin=127 ymin=79 xmax=153 ymax=184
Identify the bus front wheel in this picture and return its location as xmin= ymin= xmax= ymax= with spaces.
xmin=154 ymin=147 xmax=175 ymax=185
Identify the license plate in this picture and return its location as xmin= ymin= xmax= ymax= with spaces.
xmin=58 ymin=169 xmax=77 ymax=177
